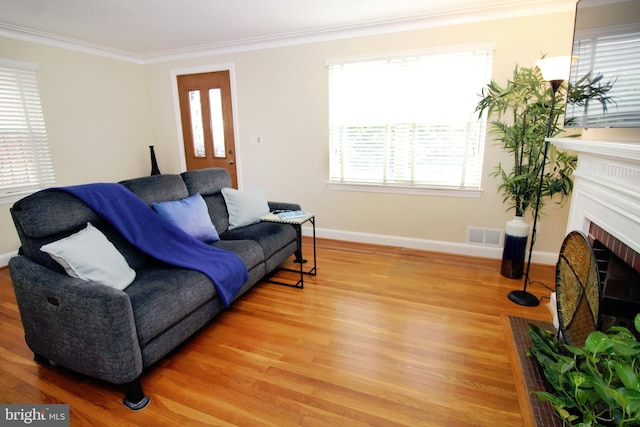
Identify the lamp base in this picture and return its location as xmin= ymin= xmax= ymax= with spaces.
xmin=508 ymin=290 xmax=540 ymax=307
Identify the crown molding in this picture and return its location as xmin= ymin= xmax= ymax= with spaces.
xmin=0 ymin=23 xmax=143 ymax=64
xmin=1 ymin=0 xmax=576 ymax=65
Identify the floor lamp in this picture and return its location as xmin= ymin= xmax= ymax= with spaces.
xmin=508 ymin=56 xmax=574 ymax=307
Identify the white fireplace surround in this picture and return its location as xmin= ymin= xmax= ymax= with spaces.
xmin=550 ymin=138 xmax=640 ymax=256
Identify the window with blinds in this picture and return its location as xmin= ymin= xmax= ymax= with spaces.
xmin=327 ymin=44 xmax=494 ymax=194
xmin=567 ymin=24 xmax=640 ymax=127
xmin=0 ymin=59 xmax=55 ymax=202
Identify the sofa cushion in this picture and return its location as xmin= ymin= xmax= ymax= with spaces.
xmin=120 ymin=174 xmax=189 ymax=206
xmin=210 ymin=239 xmax=264 ymax=271
xmin=221 ymin=222 xmax=296 ymax=261
xmin=181 ymin=168 xmax=232 ymax=233
xmin=40 ymin=222 xmax=136 ymax=290
xmin=11 ymin=190 xmax=155 ymax=272
xmin=152 ymin=193 xmax=219 ymax=243
xmin=221 ymin=188 xmax=270 ymax=229
xmin=125 ymin=267 xmax=218 ymax=347
xmin=11 ymin=190 xmax=102 ymax=239
xmin=181 ymin=168 xmax=231 ymax=195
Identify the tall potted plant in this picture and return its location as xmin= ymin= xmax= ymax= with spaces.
xmin=476 ymin=59 xmax=612 ymax=279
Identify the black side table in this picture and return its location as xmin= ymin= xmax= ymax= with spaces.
xmin=260 ymin=212 xmax=316 ymax=288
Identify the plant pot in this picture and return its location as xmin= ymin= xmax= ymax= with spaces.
xmin=501 ymin=215 xmax=530 ymax=279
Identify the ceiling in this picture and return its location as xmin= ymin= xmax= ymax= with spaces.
xmin=0 ymin=0 xmax=576 ymax=62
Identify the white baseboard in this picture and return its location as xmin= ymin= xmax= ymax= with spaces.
xmin=0 ymin=251 xmax=18 ymax=268
xmin=302 ymin=226 xmax=558 ymax=266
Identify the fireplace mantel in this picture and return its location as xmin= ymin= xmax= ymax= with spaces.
xmin=549 ymin=137 xmax=640 ymax=255
xmin=550 ymin=138 xmax=640 ymax=163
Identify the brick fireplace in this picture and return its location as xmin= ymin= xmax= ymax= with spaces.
xmin=589 ymin=222 xmax=640 ymax=274
xmin=590 ymin=222 xmax=640 ymax=330
xmin=551 ymin=137 xmax=640 ymax=327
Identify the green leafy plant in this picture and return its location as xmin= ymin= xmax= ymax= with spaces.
xmin=476 ymin=60 xmax=578 ymax=219
xmin=528 ymin=314 xmax=640 ymax=426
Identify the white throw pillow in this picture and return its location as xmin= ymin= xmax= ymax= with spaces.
xmin=40 ymin=222 xmax=136 ymax=290
xmin=221 ymin=187 xmax=270 ymax=230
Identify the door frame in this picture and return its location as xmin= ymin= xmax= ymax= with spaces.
xmin=170 ymin=63 xmax=243 ymax=187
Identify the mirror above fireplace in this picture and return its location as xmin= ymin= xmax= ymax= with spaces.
xmin=565 ymin=0 xmax=640 ymax=128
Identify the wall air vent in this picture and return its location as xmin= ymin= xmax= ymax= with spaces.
xmin=467 ymin=227 xmax=503 ymax=247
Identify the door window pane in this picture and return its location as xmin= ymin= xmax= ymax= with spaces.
xmin=209 ymin=89 xmax=226 ymax=158
xmin=189 ymin=90 xmax=205 ymax=157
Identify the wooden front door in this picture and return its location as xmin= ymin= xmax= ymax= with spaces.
xmin=176 ymin=70 xmax=238 ymax=188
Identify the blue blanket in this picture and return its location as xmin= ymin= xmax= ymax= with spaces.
xmin=56 ymin=183 xmax=248 ymax=307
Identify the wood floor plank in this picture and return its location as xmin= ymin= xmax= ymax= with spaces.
xmin=0 ymin=237 xmax=556 ymax=426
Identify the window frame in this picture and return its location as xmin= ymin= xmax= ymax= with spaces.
xmin=0 ymin=58 xmax=55 ymax=205
xmin=326 ymin=43 xmax=495 ymax=197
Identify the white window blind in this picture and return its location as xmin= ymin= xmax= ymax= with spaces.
xmin=0 ymin=59 xmax=55 ymax=201
xmin=568 ymin=24 xmax=640 ymax=127
xmin=328 ymin=45 xmax=493 ymax=191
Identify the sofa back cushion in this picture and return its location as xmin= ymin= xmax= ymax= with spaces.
xmin=181 ymin=168 xmax=232 ymax=234
xmin=11 ymin=190 xmax=154 ymax=272
xmin=119 ymin=174 xmax=189 ymax=206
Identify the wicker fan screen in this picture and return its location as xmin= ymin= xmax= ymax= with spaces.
xmin=556 ymin=231 xmax=600 ymax=347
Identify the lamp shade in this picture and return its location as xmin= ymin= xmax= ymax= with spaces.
xmin=535 ymin=56 xmax=577 ymax=81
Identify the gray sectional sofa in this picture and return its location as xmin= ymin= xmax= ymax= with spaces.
xmin=8 ymin=167 xmax=301 ymax=410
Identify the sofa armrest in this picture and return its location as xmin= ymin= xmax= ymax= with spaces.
xmin=268 ymin=201 xmax=302 ymax=212
xmin=8 ymin=256 xmax=143 ymax=385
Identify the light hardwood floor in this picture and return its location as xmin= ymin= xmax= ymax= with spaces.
xmin=0 ymin=238 xmax=555 ymax=426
